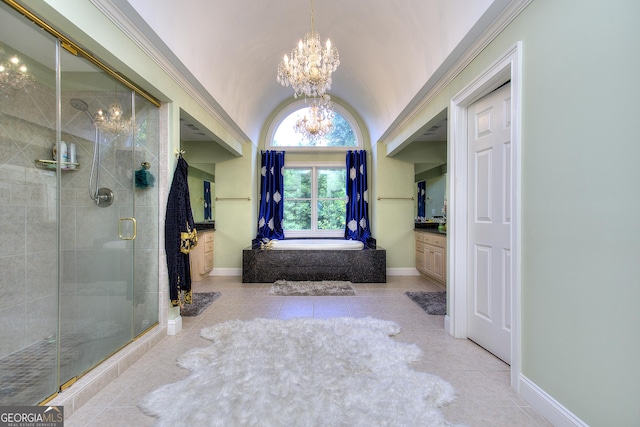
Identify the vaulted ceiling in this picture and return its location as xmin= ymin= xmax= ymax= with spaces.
xmin=117 ymin=0 xmax=512 ymax=148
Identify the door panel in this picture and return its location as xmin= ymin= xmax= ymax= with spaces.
xmin=473 ymin=244 xmax=492 ymax=321
xmin=467 ymin=83 xmax=512 ymax=364
xmin=475 ymin=148 xmax=493 ymax=222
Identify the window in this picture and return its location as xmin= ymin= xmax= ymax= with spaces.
xmin=267 ymin=100 xmax=363 ymax=237
xmin=268 ymin=100 xmax=362 ymax=150
xmin=283 ymin=165 xmax=346 ymax=237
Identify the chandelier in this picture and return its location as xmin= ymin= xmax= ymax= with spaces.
xmin=0 ymin=45 xmax=35 ymax=92
xmin=276 ymin=0 xmax=339 ymax=98
xmin=294 ymin=96 xmax=335 ymax=143
xmin=94 ymin=102 xmax=133 ymax=137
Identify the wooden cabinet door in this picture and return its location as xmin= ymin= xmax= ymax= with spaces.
xmin=424 ymin=244 xmax=435 ymax=276
xmin=432 ymin=245 xmax=445 ymax=282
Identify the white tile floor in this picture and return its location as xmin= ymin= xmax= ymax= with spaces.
xmin=64 ymin=275 xmax=551 ymax=427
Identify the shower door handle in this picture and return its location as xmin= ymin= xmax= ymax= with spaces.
xmin=118 ymin=217 xmax=137 ymax=240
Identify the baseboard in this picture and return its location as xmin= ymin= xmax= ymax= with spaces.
xmin=211 ymin=268 xmax=242 ymax=276
xmin=519 ymin=374 xmax=588 ymax=427
xmin=387 ymin=268 xmax=420 ymax=276
xmin=167 ymin=316 xmax=182 ymax=336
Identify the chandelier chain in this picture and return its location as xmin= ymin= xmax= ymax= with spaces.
xmin=310 ymin=0 xmax=315 ymax=35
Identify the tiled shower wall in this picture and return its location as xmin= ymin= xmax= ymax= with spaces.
xmin=0 ymin=83 xmax=60 ymax=361
xmin=0 ymin=81 xmax=159 ymax=371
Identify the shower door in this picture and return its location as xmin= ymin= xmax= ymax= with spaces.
xmin=0 ymin=1 xmax=159 ymax=405
xmin=58 ymin=48 xmax=138 ymax=387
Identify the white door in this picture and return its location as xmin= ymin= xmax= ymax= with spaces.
xmin=467 ymin=83 xmax=512 ymax=364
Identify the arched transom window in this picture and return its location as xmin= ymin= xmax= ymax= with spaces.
xmin=266 ymin=100 xmax=363 ymax=237
xmin=269 ymin=100 xmax=362 ymax=149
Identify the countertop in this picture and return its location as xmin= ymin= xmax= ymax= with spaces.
xmin=194 ymin=221 xmax=215 ymax=231
xmin=414 ymin=228 xmax=446 ymax=235
xmin=414 ymin=223 xmax=446 ymax=235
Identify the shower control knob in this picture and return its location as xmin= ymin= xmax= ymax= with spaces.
xmin=95 ymin=188 xmax=114 ymax=207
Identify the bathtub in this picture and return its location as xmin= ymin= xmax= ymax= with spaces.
xmin=243 ymin=238 xmax=386 ymax=283
xmin=266 ymin=239 xmax=364 ymax=251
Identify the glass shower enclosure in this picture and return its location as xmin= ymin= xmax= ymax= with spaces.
xmin=0 ymin=2 xmax=159 ymax=405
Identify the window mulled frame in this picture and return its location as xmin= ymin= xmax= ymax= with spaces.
xmin=283 ymin=162 xmax=346 ymax=238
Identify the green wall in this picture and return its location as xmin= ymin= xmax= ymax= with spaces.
xmin=515 ymin=2 xmax=639 ymax=424
xmin=214 ymin=145 xmax=258 ymax=269
xmin=372 ymin=143 xmax=415 ymax=269
xmin=386 ymin=0 xmax=640 ymax=424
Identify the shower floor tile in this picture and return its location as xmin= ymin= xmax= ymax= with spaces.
xmin=0 ymin=330 xmax=124 ymax=406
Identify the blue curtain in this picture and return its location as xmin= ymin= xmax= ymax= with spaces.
xmin=345 ymin=150 xmax=371 ymax=242
xmin=204 ymin=180 xmax=212 ymax=220
xmin=417 ymin=181 xmax=426 ymax=218
xmin=257 ymin=150 xmax=285 ymax=240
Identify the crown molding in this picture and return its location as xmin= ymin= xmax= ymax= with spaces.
xmin=380 ymin=0 xmax=532 ymax=150
xmin=90 ymin=0 xmax=250 ymax=146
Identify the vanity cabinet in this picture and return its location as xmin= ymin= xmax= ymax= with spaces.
xmin=415 ymin=231 xmax=446 ymax=284
xmin=191 ymin=230 xmax=214 ymax=281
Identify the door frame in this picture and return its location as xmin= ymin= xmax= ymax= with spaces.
xmin=446 ymin=42 xmax=522 ymax=389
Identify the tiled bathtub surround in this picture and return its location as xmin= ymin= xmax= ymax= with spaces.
xmin=243 ymin=239 xmax=386 ymax=283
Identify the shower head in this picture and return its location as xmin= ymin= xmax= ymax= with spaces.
xmin=70 ymin=98 xmax=94 ymax=121
xmin=70 ymin=98 xmax=88 ymax=111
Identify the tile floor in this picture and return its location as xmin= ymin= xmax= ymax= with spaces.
xmin=64 ymin=275 xmax=551 ymax=427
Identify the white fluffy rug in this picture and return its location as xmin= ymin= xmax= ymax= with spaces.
xmin=140 ymin=317 xmax=459 ymax=426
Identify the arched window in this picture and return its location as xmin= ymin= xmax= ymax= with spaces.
xmin=265 ymin=100 xmax=364 ymax=237
xmin=268 ymin=100 xmax=362 ymax=150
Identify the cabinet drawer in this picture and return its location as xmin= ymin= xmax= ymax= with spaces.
xmin=204 ymin=252 xmax=214 ymax=271
xmin=204 ymin=241 xmax=214 ymax=253
xmin=415 ymin=232 xmax=426 ymax=243
xmin=203 ymin=232 xmax=214 ymax=243
xmin=423 ymin=234 xmax=445 ymax=247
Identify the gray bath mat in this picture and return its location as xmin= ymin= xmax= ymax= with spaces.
xmin=180 ymin=292 xmax=221 ymax=317
xmin=270 ymin=280 xmax=356 ymax=296
xmin=405 ymin=291 xmax=446 ymax=315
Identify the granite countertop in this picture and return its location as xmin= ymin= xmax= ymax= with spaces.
xmin=414 ymin=223 xmax=446 ymax=235
xmin=414 ymin=228 xmax=446 ymax=235
xmin=194 ymin=221 xmax=215 ymax=231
